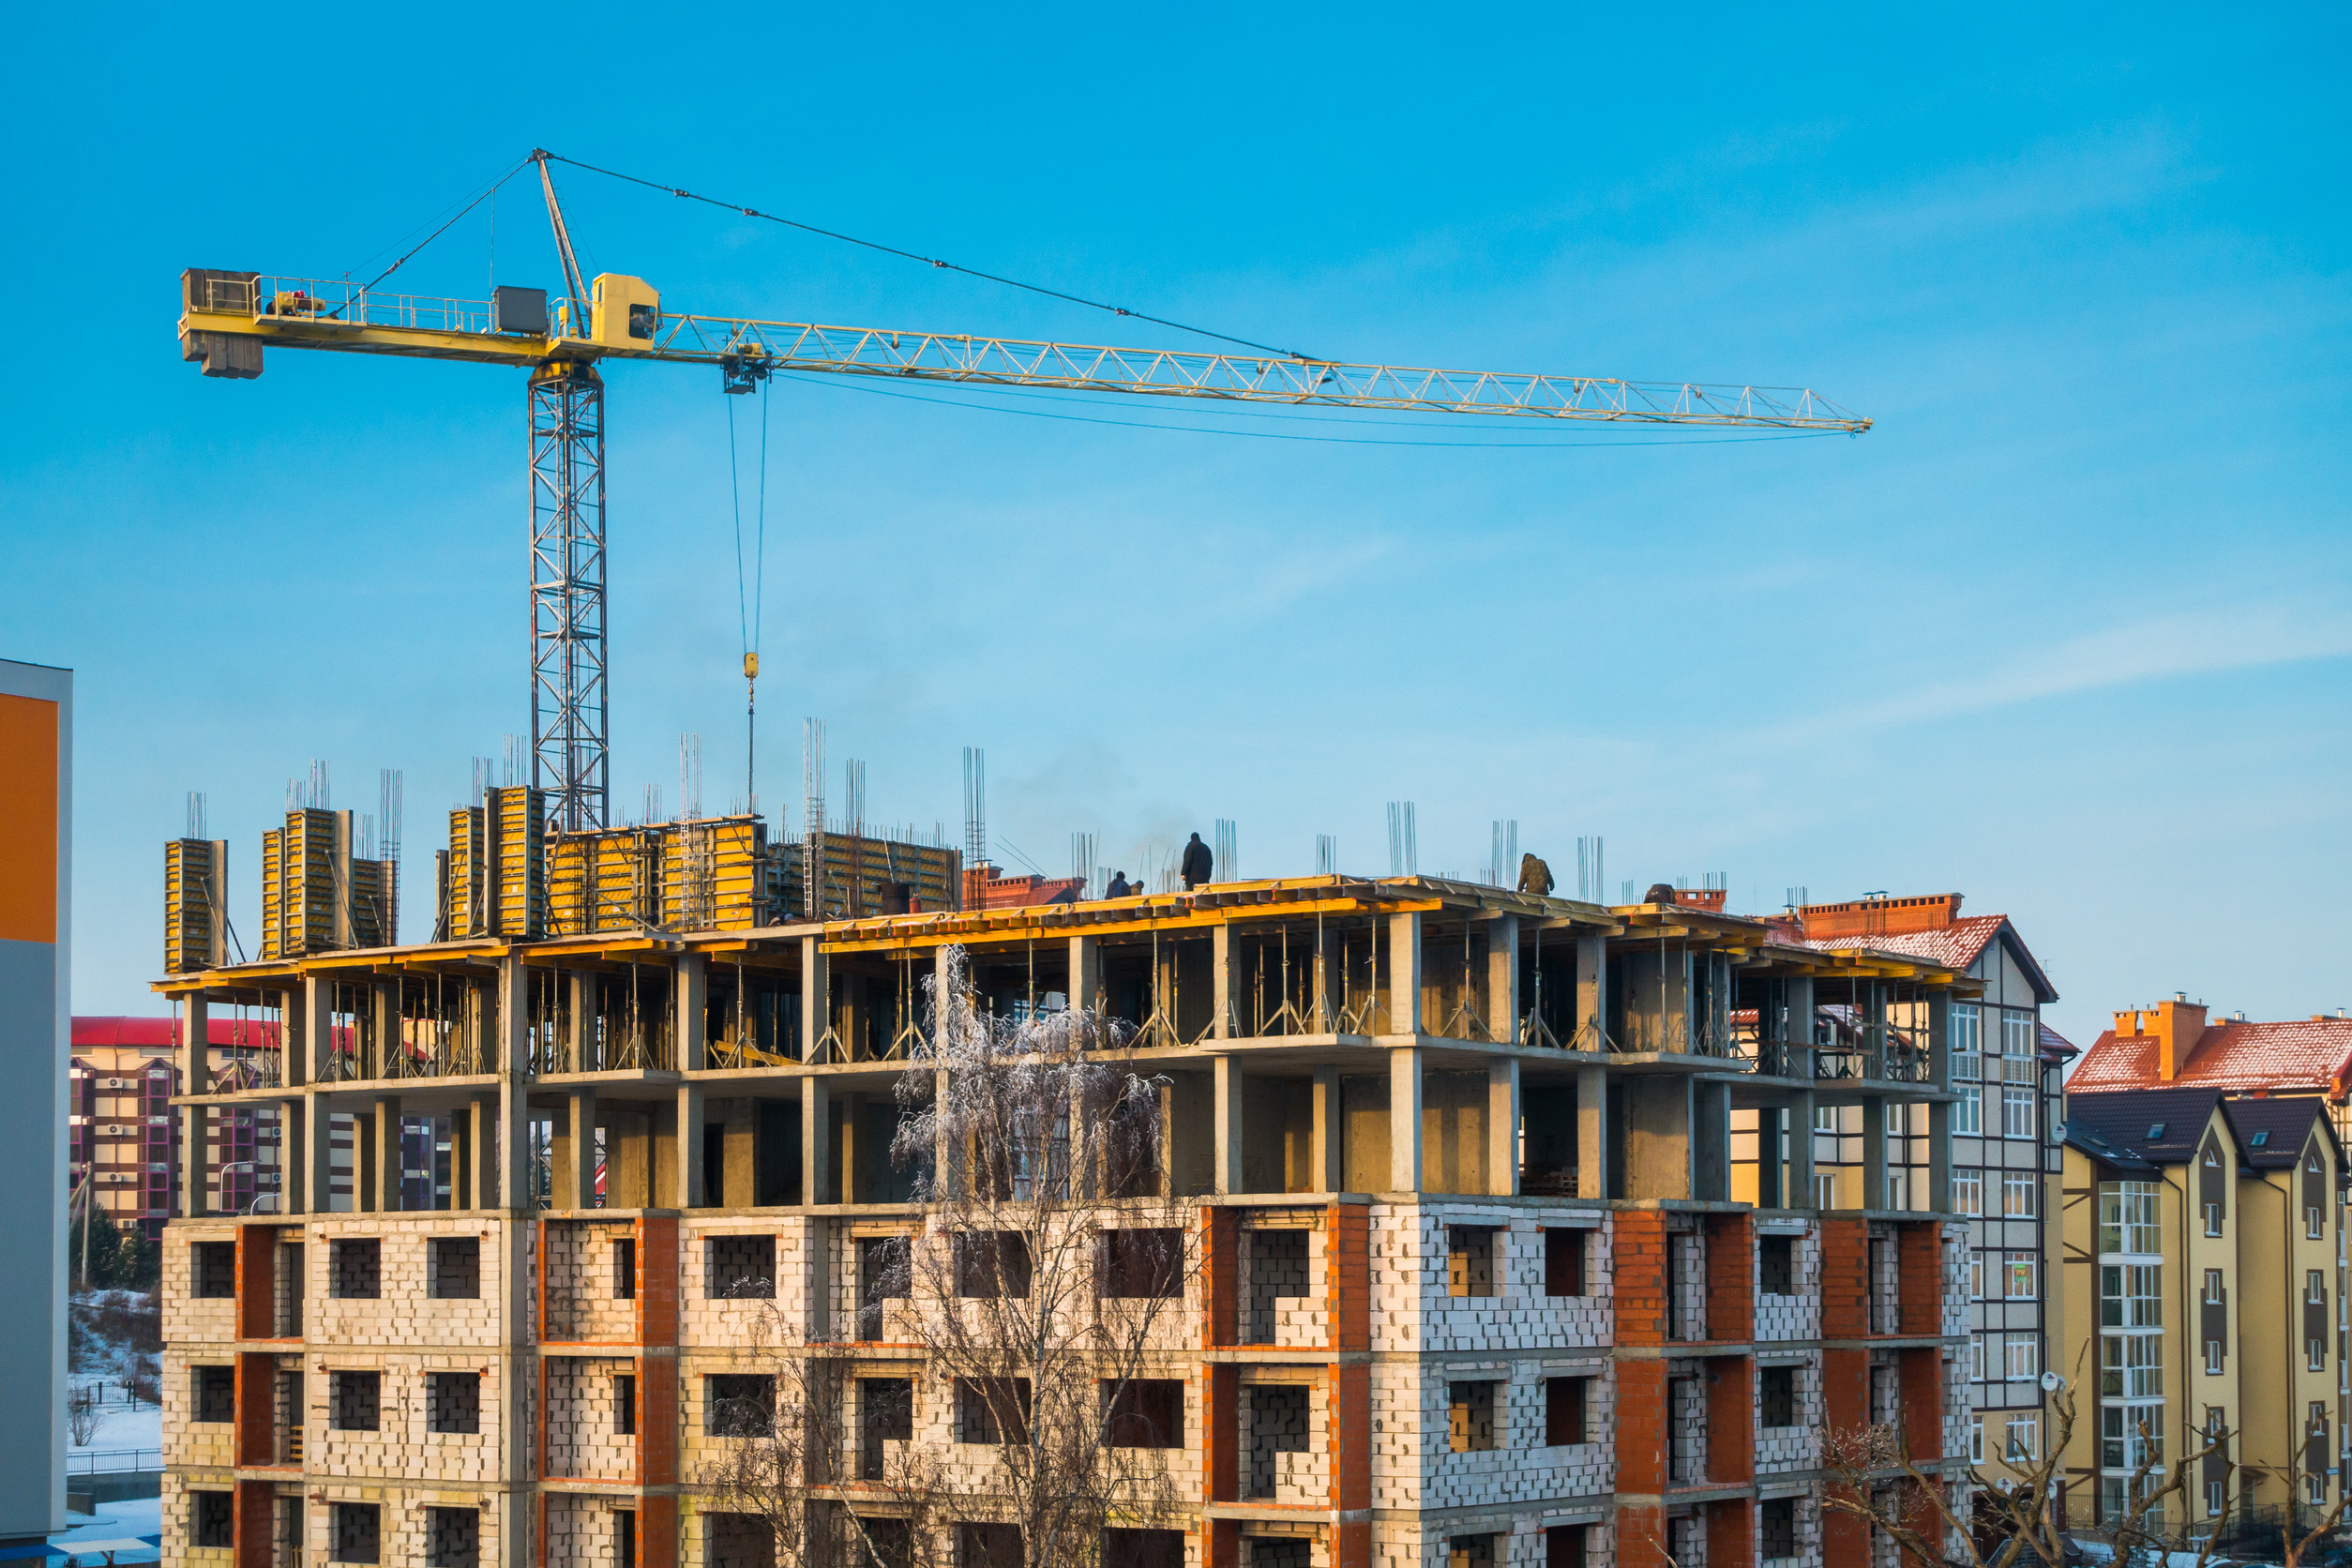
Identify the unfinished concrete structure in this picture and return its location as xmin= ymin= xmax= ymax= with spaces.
xmin=158 ymin=860 xmax=1980 ymax=1567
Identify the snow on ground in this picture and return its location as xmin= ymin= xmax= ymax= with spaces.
xmin=68 ymin=1401 xmax=160 ymax=1455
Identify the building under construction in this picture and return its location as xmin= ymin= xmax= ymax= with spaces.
xmin=157 ymin=797 xmax=1981 ymax=1567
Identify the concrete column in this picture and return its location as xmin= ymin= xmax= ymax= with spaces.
xmin=1756 ymin=1105 xmax=1784 ymax=1209
xmin=179 ymin=994 xmax=212 ymax=1218
xmin=464 ymin=1095 xmax=495 ymax=1210
xmin=676 ymin=1082 xmax=705 ymax=1209
xmin=299 ymin=974 xmax=333 ymax=1086
xmin=1214 ymin=1056 xmax=1244 ymax=1195
xmin=933 ymin=946 xmax=958 ymax=1051
xmin=803 ymin=1078 xmax=832 ymax=1206
xmin=1486 ymin=1056 xmax=1520 ymax=1197
xmin=1389 ymin=1047 xmax=1423 ymax=1192
xmin=1486 ymin=916 xmax=1520 ymax=1044
xmin=498 ymin=956 xmax=534 ymax=1214
xmin=450 ymin=1101 xmax=474 ymax=1212
xmin=556 ymin=1088 xmax=596 ymax=1211
xmin=1693 ymin=1081 xmax=1730 ymax=1202
xmin=307 ymin=1095 xmax=338 ymax=1214
xmin=1311 ymin=920 xmax=1335 ymax=1033
xmin=280 ymin=1097 xmax=308 ymax=1215
xmin=934 ymin=1067 xmax=957 ymax=1201
xmin=567 ymin=971 xmax=596 ymax=1073
xmin=1311 ymin=1066 xmax=1343 ymax=1193
xmin=1212 ymin=925 xmax=1240 ymax=1039
xmin=1925 ymin=988 xmax=1952 ymax=1089
xmin=838 ymin=1092 xmax=865 ymax=1204
xmin=802 ymin=937 xmax=830 ymax=1063
xmin=1927 ymin=1099 xmax=1952 ymax=1214
xmin=372 ymin=1095 xmax=403 ymax=1213
xmin=1784 ymin=977 xmax=1815 ymax=1078
xmin=1388 ymin=912 xmax=1423 ymax=1036
xmin=371 ymin=981 xmax=397 ymax=1081
xmin=1792 ymin=1091 xmax=1817 ymax=1208
xmin=675 ymin=954 xmax=707 ymax=1073
xmin=1862 ymin=1096 xmax=1888 ymax=1212
xmin=1068 ymin=936 xmax=1099 ymax=1020
xmin=1577 ymin=1065 xmax=1609 ymax=1201
xmin=1575 ymin=934 xmax=1606 ymax=1051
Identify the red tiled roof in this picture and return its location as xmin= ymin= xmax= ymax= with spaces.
xmin=2068 ymin=1018 xmax=2352 ymax=1095
xmin=2039 ymin=1021 xmax=2077 ymax=1061
xmin=1801 ymin=912 xmax=2058 ymax=1003
xmin=73 ymin=1014 xmax=281 ymax=1048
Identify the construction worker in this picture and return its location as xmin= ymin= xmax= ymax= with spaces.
xmin=1107 ymin=870 xmax=1132 ymax=898
xmin=1180 ymin=833 xmax=1213 ymax=890
xmin=1518 ymin=852 xmax=1554 ymax=897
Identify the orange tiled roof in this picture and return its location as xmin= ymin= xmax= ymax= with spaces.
xmin=1802 ymin=912 xmax=2058 ymax=1003
xmin=2069 ymin=1017 xmax=2352 ymax=1095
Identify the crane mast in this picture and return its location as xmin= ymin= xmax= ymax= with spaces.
xmin=179 ymin=219 xmax=1870 ymax=835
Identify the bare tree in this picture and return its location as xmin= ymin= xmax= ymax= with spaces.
xmin=67 ymin=1386 xmax=100 ymax=1448
xmin=702 ymin=946 xmax=1199 ymax=1568
xmin=1822 ymin=1363 xmax=2352 ymax=1568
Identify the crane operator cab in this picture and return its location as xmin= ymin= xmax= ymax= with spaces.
xmin=576 ymin=274 xmax=660 ymax=352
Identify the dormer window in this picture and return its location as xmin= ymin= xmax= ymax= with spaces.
xmin=2252 ymin=1131 xmax=2270 ymax=1148
xmin=2148 ymin=1123 xmax=2166 ymax=1140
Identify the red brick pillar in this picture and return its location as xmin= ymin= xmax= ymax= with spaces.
xmin=1202 ymin=1518 xmax=1239 ymax=1568
xmin=233 ymin=1352 xmax=273 ymax=1467
xmin=1900 ymin=1347 xmax=1946 ymax=1464
xmin=1821 ymin=1493 xmax=1870 ymax=1565
xmin=1896 ymin=1220 xmax=1942 ymax=1337
xmin=235 ymin=1223 xmax=274 ymax=1341
xmin=1705 ymin=1497 xmax=1755 ymax=1568
xmin=1617 ymin=1359 xmax=1669 ymax=1495
xmin=1200 ymin=1206 xmax=1236 ymax=1348
xmin=1202 ymin=1363 xmax=1236 ymax=1502
xmin=234 ymin=1478 xmax=274 ymax=1568
xmin=635 ymin=1215 xmax=679 ymax=1347
xmin=638 ymin=1354 xmax=678 ymax=1485
xmin=637 ymin=1495 xmax=677 ymax=1568
xmin=1326 ymin=1202 xmax=1369 ymax=1352
xmin=1821 ymin=1349 xmax=1867 ymax=1439
xmin=1706 ymin=1212 xmax=1756 ymax=1344
xmin=1613 ymin=1213 xmax=1669 ymax=1347
xmin=1818 ymin=1218 xmax=1868 ymax=1338
xmin=1614 ymin=1503 xmax=1669 ymax=1568
xmin=1705 ymin=1358 xmax=1754 ymax=1485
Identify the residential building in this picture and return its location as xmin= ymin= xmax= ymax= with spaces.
xmin=0 ymin=656 xmax=71 ymax=1543
xmin=2056 ymin=1087 xmax=2342 ymax=1539
xmin=159 ymin=823 xmax=1981 ymax=1566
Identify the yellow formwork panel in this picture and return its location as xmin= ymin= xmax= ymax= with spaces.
xmin=445 ymin=807 xmax=486 ymax=939
xmin=164 ymin=838 xmax=224 ymax=973
xmin=549 ymin=826 xmax=663 ymax=936
xmin=779 ymin=834 xmax=960 ymax=920
xmin=486 ymin=786 xmax=547 ymax=940
xmin=659 ymin=816 xmax=768 ymax=931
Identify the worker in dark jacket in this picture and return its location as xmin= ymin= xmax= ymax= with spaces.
xmin=1107 ymin=870 xmax=1132 ymax=898
xmin=1517 ymin=853 xmax=1555 ymax=897
xmin=1180 ymin=833 xmax=1213 ymax=890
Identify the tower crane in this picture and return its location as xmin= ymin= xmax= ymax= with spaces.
xmin=178 ymin=150 xmax=1872 ymax=835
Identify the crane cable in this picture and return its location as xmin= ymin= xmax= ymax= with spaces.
xmin=536 ymin=150 xmax=1318 ymax=363
xmin=728 ymin=378 xmax=772 ymax=815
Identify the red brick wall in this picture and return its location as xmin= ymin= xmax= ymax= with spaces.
xmin=1821 ymin=1349 xmax=1866 ymax=1439
xmin=1202 ymin=1518 xmax=1239 ymax=1568
xmin=638 ymin=1494 xmax=677 ymax=1568
xmin=1616 ymin=1358 xmax=1668 ymax=1495
xmin=1900 ymin=1347 xmax=1945 ymax=1463
xmin=234 ymin=1478 xmax=273 ymax=1568
xmin=635 ymin=1216 xmax=678 ymax=1347
xmin=1328 ymin=1364 xmax=1369 ymax=1511
xmin=1705 ymin=1358 xmax=1754 ymax=1485
xmin=1614 ymin=1503 xmax=1668 ymax=1568
xmin=1705 ymin=1497 xmax=1754 ymax=1567
xmin=1818 ymin=1218 xmax=1868 ymax=1338
xmin=1326 ymin=1202 xmax=1369 ymax=1352
xmin=1821 ymin=1494 xmax=1869 ymax=1564
xmin=234 ymin=1224 xmax=273 ymax=1342
xmin=1896 ymin=1221 xmax=1942 ymax=1338
xmin=1200 ymin=1207 xmax=1235 ymax=1349
xmin=1201 ymin=1363 xmax=1236 ymax=1502
xmin=1614 ymin=1213 xmax=1668 ymax=1347
xmin=233 ymin=1352 xmax=273 ymax=1468
xmin=638 ymin=1353 xmax=678 ymax=1485
xmin=1705 ymin=1213 xmax=1755 ymax=1344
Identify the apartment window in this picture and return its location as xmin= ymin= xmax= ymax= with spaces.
xmin=2102 ymin=1406 xmax=2163 ymax=1475
xmin=2005 ymin=1334 xmax=2042 ymax=1382
xmin=1759 ymin=1364 xmax=1797 ymax=1428
xmin=1814 ymin=1172 xmax=1837 ymax=1209
xmin=1544 ymin=1229 xmax=1589 ymax=1297
xmin=330 ymin=1239 xmax=381 ymax=1299
xmin=2100 ymin=1183 xmax=2162 ymax=1256
xmin=2003 ymin=1172 xmax=2039 ymax=1218
xmin=858 ymin=1234 xmax=911 ymax=1339
xmin=2007 ymin=1254 xmax=2040 ymax=1301
xmin=332 ymin=1501 xmax=381 ymax=1565
xmin=2309 ymin=1270 xmax=2329 ymax=1370
xmin=193 ymin=1364 xmax=235 ymax=1423
xmin=1951 ymin=1005 xmax=1983 ymax=1082
xmin=1447 ymin=1227 xmax=1500 ymax=1298
xmin=1952 ymin=1172 xmax=1983 ymax=1215
xmin=2205 ymin=1339 xmax=2225 ymax=1375
xmin=428 ymin=1371 xmax=479 ymax=1435
xmin=1969 ymin=1334 xmax=1987 ymax=1381
xmin=1545 ymin=1376 xmax=1592 ymax=1444
xmin=1968 ymin=1253 xmax=1986 ymax=1302
xmin=859 ymin=1379 xmax=915 ymax=1479
xmin=1448 ymin=1380 xmax=1498 ymax=1453
xmin=2000 ymin=1084 xmax=2036 ymax=1138
xmin=429 ymin=1237 xmax=479 ymax=1300
xmin=1758 ymin=1234 xmax=1795 ymax=1295
xmin=1098 ymin=1229 xmax=1183 ymax=1299
xmin=2311 ymin=1204 xmax=2328 ymax=1241
xmin=706 ymin=1235 xmax=776 ymax=1300
xmin=329 ymin=1371 xmax=381 ymax=1432
xmin=954 ymin=1232 xmax=1033 ymax=1299
xmin=954 ymin=1377 xmax=1031 ymax=1445
xmin=706 ymin=1375 xmax=776 ymax=1438
xmin=192 ymin=1241 xmax=236 ymax=1299
xmin=2207 ymin=1479 xmax=2227 ymax=1517
xmin=612 ymin=1237 xmax=636 ymax=1299
xmin=2006 ymin=1413 xmax=2040 ymax=1461
xmin=1102 ymin=1380 xmax=1182 ymax=1449
xmin=2103 ymin=1334 xmax=2164 ymax=1399
xmin=191 ymin=1491 xmax=234 ymax=1549
xmin=1968 ymin=1417 xmax=1984 ymax=1464
xmin=2206 ymin=1202 xmax=2224 ymax=1236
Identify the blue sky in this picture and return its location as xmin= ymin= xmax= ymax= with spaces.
xmin=4 ymin=6 xmax=2345 ymax=1049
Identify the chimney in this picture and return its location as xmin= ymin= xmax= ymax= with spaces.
xmin=2153 ymin=997 xmax=2209 ymax=1081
